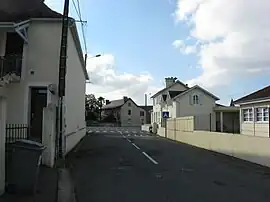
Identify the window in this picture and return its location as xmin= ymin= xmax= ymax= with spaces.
xmin=128 ymin=102 xmax=131 ymax=107
xmin=140 ymin=111 xmax=144 ymax=116
xmin=193 ymin=95 xmax=199 ymax=105
xmin=243 ymin=108 xmax=253 ymax=122
xmin=128 ymin=110 xmax=131 ymax=115
xmin=256 ymin=107 xmax=269 ymax=122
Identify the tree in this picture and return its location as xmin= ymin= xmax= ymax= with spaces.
xmin=85 ymin=94 xmax=99 ymax=121
xmin=97 ymin=96 xmax=105 ymax=120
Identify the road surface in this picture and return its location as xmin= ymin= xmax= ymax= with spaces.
xmin=67 ymin=128 xmax=270 ymax=202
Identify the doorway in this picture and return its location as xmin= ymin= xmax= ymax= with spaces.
xmin=30 ymin=87 xmax=47 ymax=142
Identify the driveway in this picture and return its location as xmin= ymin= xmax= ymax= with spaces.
xmin=67 ymin=129 xmax=270 ymax=202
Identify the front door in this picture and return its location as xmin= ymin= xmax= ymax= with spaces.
xmin=30 ymin=87 xmax=47 ymax=142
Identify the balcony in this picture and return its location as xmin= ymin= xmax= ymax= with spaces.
xmin=0 ymin=55 xmax=22 ymax=84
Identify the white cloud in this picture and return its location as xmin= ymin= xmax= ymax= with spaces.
xmin=86 ymin=54 xmax=161 ymax=105
xmin=44 ymin=0 xmax=161 ymax=105
xmin=174 ymin=0 xmax=270 ymax=88
xmin=172 ymin=40 xmax=197 ymax=54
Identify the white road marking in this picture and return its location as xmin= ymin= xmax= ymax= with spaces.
xmin=132 ymin=143 xmax=140 ymax=150
xmin=142 ymin=152 xmax=158 ymax=165
xmin=134 ymin=134 xmax=137 ymax=137
xmin=96 ymin=130 xmax=100 ymax=133
xmin=110 ymin=131 xmax=114 ymax=133
xmin=127 ymin=139 xmax=131 ymax=143
xmin=125 ymin=131 xmax=128 ymax=133
xmin=103 ymin=131 xmax=107 ymax=133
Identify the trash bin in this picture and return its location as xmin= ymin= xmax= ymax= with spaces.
xmin=8 ymin=139 xmax=46 ymax=194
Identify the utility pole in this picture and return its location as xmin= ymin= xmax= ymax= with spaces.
xmin=57 ymin=0 xmax=70 ymax=160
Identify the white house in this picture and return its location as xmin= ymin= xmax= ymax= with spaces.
xmin=102 ymin=97 xmax=150 ymax=127
xmin=0 ymin=1 xmax=87 ymax=194
xmin=151 ymin=77 xmax=219 ymax=131
xmin=234 ymin=85 xmax=270 ymax=137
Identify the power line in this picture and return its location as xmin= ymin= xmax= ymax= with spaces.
xmin=71 ymin=0 xmax=88 ymax=54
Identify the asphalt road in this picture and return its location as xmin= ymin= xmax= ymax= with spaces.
xmin=67 ymin=129 xmax=270 ymax=202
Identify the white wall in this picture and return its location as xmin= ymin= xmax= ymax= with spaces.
xmin=0 ymin=31 xmax=6 ymax=56
xmin=64 ymin=23 xmax=86 ymax=154
xmin=177 ymin=88 xmax=216 ymax=131
xmin=0 ymin=97 xmax=6 ymax=196
xmin=6 ymin=20 xmax=61 ymax=125
xmin=239 ymin=101 xmax=270 ymax=137
xmin=121 ymin=100 xmax=141 ymax=126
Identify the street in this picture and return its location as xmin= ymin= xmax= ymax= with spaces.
xmin=67 ymin=128 xmax=270 ymax=202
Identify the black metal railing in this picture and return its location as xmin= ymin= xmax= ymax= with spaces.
xmin=0 ymin=55 xmax=22 ymax=79
xmin=6 ymin=124 xmax=29 ymax=143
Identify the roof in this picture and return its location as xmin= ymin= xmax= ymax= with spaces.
xmin=234 ymin=85 xmax=270 ymax=104
xmin=102 ymin=97 xmax=138 ymax=110
xmin=139 ymin=106 xmax=153 ymax=112
xmin=151 ymin=80 xmax=189 ymax=98
xmin=0 ymin=0 xmax=63 ymax=22
xmin=169 ymin=91 xmax=185 ymax=98
xmin=172 ymin=85 xmax=219 ymax=101
xmin=102 ymin=99 xmax=125 ymax=110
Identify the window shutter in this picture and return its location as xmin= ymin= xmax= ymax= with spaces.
xmin=199 ymin=94 xmax=204 ymax=105
xmin=189 ymin=94 xmax=193 ymax=105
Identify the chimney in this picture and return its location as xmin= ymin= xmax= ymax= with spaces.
xmin=145 ymin=94 xmax=147 ymax=106
xmin=165 ymin=77 xmax=177 ymax=88
xmin=123 ymin=96 xmax=128 ymax=102
xmin=105 ymin=100 xmax=110 ymax=105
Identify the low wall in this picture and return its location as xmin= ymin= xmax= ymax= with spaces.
xmin=170 ymin=130 xmax=270 ymax=168
xmin=65 ymin=128 xmax=86 ymax=154
xmin=157 ymin=127 xmax=166 ymax=137
xmin=141 ymin=124 xmax=151 ymax=132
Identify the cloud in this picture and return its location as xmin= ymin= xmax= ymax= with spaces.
xmin=44 ymin=0 xmax=160 ymax=105
xmin=86 ymin=54 xmax=161 ymax=105
xmin=44 ymin=0 xmax=63 ymax=12
xmin=174 ymin=0 xmax=270 ymax=88
xmin=172 ymin=40 xmax=197 ymax=54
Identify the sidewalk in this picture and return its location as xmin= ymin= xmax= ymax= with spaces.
xmin=0 ymin=166 xmax=58 ymax=202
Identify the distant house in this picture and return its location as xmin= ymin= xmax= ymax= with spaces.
xmin=234 ymin=85 xmax=270 ymax=137
xmin=139 ymin=105 xmax=152 ymax=125
xmin=102 ymin=96 xmax=151 ymax=127
xmin=151 ymin=77 xmax=219 ymax=131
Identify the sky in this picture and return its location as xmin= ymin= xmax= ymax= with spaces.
xmin=45 ymin=0 xmax=270 ymax=105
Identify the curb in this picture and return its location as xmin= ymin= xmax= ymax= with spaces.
xmin=57 ymin=168 xmax=76 ymax=202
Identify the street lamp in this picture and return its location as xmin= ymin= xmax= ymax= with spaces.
xmin=85 ymin=54 xmax=102 ymax=84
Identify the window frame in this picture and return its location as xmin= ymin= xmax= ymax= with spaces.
xmin=140 ymin=111 xmax=144 ymax=116
xmin=128 ymin=109 xmax=131 ymax=115
xmin=255 ymin=107 xmax=269 ymax=123
xmin=128 ymin=102 xmax=131 ymax=107
xmin=193 ymin=94 xmax=199 ymax=105
xmin=242 ymin=108 xmax=253 ymax=122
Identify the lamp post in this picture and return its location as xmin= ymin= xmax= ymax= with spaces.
xmin=85 ymin=54 xmax=101 ymax=84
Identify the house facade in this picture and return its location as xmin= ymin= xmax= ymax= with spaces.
xmin=234 ymin=86 xmax=270 ymax=137
xmin=102 ymin=97 xmax=151 ymax=127
xmin=0 ymin=1 xmax=87 ymax=194
xmin=151 ymin=77 xmax=219 ymax=131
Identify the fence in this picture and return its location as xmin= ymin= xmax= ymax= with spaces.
xmin=6 ymin=124 xmax=29 ymax=143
